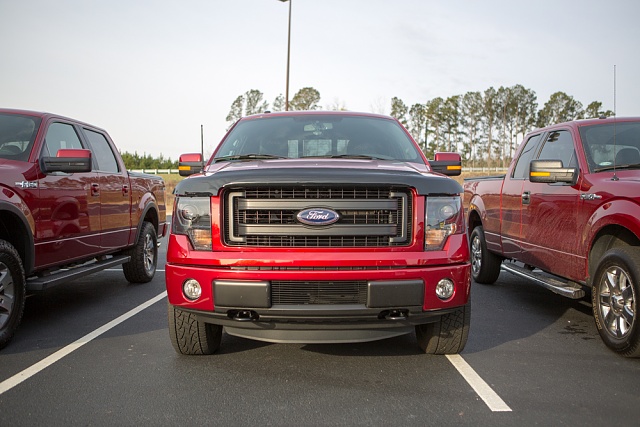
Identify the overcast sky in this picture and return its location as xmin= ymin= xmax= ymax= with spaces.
xmin=1 ymin=0 xmax=639 ymax=161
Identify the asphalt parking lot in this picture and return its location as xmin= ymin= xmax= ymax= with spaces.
xmin=0 ymin=236 xmax=638 ymax=426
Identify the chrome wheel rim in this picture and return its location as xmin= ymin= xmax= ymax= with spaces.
xmin=471 ymin=235 xmax=482 ymax=276
xmin=598 ymin=266 xmax=636 ymax=339
xmin=0 ymin=262 xmax=15 ymax=329
xmin=143 ymin=233 xmax=155 ymax=274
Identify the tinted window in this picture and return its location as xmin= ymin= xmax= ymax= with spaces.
xmin=43 ymin=123 xmax=84 ymax=157
xmin=512 ymin=134 xmax=542 ymax=179
xmin=537 ymin=130 xmax=577 ymax=167
xmin=215 ymin=115 xmax=422 ymax=162
xmin=579 ymin=121 xmax=640 ymax=172
xmin=0 ymin=113 xmax=41 ymax=161
xmin=84 ymin=129 xmax=119 ymax=173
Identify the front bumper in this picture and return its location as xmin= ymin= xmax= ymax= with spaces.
xmin=165 ymin=234 xmax=470 ymax=343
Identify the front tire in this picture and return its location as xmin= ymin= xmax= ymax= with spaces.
xmin=0 ymin=240 xmax=26 ymax=350
xmin=592 ymin=247 xmax=640 ymax=357
xmin=168 ymin=304 xmax=222 ymax=355
xmin=123 ymin=221 xmax=157 ymax=283
xmin=470 ymin=226 xmax=502 ymax=284
xmin=416 ymin=302 xmax=470 ymax=354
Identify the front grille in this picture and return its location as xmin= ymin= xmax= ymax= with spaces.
xmin=271 ymin=281 xmax=367 ymax=305
xmin=223 ymin=186 xmax=412 ymax=248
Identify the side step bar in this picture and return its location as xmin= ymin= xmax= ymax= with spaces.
xmin=500 ymin=263 xmax=585 ymax=299
xmin=27 ymin=255 xmax=131 ymax=292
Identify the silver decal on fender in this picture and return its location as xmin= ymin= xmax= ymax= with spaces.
xmin=15 ymin=181 xmax=38 ymax=189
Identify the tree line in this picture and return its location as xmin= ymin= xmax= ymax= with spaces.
xmin=226 ymin=86 xmax=613 ymax=168
xmin=120 ymin=151 xmax=177 ymax=170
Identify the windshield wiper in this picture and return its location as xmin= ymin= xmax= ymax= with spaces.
xmin=301 ymin=154 xmax=389 ymax=160
xmin=213 ymin=154 xmax=287 ymax=163
xmin=594 ymin=163 xmax=640 ymax=172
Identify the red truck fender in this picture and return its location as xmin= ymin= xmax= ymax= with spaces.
xmin=582 ymin=199 xmax=640 ymax=277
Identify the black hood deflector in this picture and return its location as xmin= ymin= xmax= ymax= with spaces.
xmin=175 ymin=166 xmax=462 ymax=197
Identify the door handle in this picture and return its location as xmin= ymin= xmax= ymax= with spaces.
xmin=91 ymin=183 xmax=100 ymax=197
xmin=522 ymin=191 xmax=531 ymax=205
xmin=122 ymin=184 xmax=129 ymax=196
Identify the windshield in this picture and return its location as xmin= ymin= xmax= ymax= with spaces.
xmin=0 ymin=113 xmax=41 ymax=162
xmin=580 ymin=121 xmax=640 ymax=172
xmin=214 ymin=115 xmax=423 ymax=163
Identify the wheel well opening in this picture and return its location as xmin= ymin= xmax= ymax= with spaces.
xmin=144 ymin=206 xmax=159 ymax=231
xmin=0 ymin=211 xmax=30 ymax=271
xmin=589 ymin=225 xmax=640 ymax=282
xmin=467 ymin=210 xmax=482 ymax=237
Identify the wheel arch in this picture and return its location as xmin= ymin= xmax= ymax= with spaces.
xmin=0 ymin=203 xmax=35 ymax=275
xmin=588 ymin=224 xmax=640 ymax=284
xmin=466 ymin=208 xmax=483 ymax=237
xmin=133 ymin=201 xmax=159 ymax=245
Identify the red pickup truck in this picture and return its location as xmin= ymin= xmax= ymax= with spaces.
xmin=0 ymin=109 xmax=167 ymax=349
xmin=166 ymin=111 xmax=470 ymax=355
xmin=463 ymin=117 xmax=640 ymax=357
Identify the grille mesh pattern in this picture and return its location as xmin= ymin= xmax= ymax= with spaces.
xmin=271 ymin=281 xmax=368 ymax=305
xmin=225 ymin=186 xmax=412 ymax=248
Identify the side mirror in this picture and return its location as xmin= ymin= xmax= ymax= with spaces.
xmin=178 ymin=153 xmax=204 ymax=177
xmin=529 ymin=159 xmax=577 ymax=184
xmin=429 ymin=152 xmax=462 ymax=176
xmin=40 ymin=148 xmax=92 ymax=173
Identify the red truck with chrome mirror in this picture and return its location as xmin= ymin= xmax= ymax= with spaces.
xmin=464 ymin=117 xmax=640 ymax=357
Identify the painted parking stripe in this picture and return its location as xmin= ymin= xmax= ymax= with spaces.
xmin=447 ymin=354 xmax=512 ymax=412
xmin=0 ymin=291 xmax=167 ymax=396
xmin=2 ymin=282 xmax=512 ymax=413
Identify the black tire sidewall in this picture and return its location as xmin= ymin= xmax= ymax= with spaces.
xmin=123 ymin=222 xmax=157 ymax=283
xmin=0 ymin=240 xmax=26 ymax=349
xmin=591 ymin=247 xmax=640 ymax=356
xmin=470 ymin=226 xmax=501 ymax=284
xmin=141 ymin=222 xmax=158 ymax=278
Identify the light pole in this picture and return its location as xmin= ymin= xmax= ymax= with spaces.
xmin=279 ymin=0 xmax=291 ymax=111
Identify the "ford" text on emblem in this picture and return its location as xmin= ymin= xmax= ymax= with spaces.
xmin=296 ymin=208 xmax=340 ymax=226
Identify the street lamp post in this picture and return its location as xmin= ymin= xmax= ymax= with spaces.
xmin=279 ymin=0 xmax=292 ymax=111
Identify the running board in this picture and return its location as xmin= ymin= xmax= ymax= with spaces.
xmin=27 ymin=255 xmax=131 ymax=292
xmin=500 ymin=263 xmax=585 ymax=299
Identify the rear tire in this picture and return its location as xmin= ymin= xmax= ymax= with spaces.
xmin=470 ymin=226 xmax=502 ymax=284
xmin=123 ymin=221 xmax=157 ymax=283
xmin=168 ymin=304 xmax=222 ymax=355
xmin=0 ymin=240 xmax=26 ymax=350
xmin=416 ymin=301 xmax=470 ymax=354
xmin=592 ymin=247 xmax=640 ymax=357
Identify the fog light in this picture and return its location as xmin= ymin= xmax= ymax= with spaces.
xmin=183 ymin=279 xmax=202 ymax=301
xmin=435 ymin=278 xmax=455 ymax=300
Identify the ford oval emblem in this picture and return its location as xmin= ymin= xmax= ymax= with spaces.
xmin=296 ymin=208 xmax=340 ymax=226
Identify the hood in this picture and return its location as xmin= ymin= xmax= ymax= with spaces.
xmin=0 ymin=158 xmax=32 ymax=178
xmin=175 ymin=158 xmax=462 ymax=196
xmin=584 ymin=170 xmax=640 ymax=201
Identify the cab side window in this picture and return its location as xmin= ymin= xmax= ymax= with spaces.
xmin=512 ymin=134 xmax=542 ymax=179
xmin=84 ymin=129 xmax=120 ymax=173
xmin=537 ymin=130 xmax=577 ymax=168
xmin=43 ymin=123 xmax=84 ymax=157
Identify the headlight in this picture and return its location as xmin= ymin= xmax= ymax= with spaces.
xmin=173 ymin=197 xmax=212 ymax=250
xmin=425 ymin=196 xmax=463 ymax=251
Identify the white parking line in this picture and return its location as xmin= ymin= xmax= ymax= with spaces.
xmin=2 ymin=281 xmax=511 ymax=413
xmin=0 ymin=291 xmax=167 ymax=396
xmin=447 ymin=354 xmax=512 ymax=412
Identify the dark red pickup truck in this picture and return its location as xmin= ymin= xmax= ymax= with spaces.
xmin=463 ymin=117 xmax=640 ymax=357
xmin=0 ymin=109 xmax=167 ymax=348
xmin=166 ymin=111 xmax=470 ymax=355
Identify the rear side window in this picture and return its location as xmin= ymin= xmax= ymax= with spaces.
xmin=84 ymin=129 xmax=119 ymax=173
xmin=512 ymin=134 xmax=542 ymax=179
xmin=43 ymin=123 xmax=84 ymax=157
xmin=537 ymin=130 xmax=577 ymax=167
